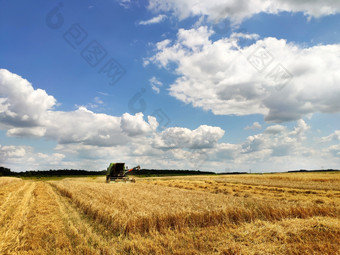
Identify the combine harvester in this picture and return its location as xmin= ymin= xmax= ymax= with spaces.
xmin=106 ymin=163 xmax=140 ymax=183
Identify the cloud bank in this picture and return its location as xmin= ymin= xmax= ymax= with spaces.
xmin=148 ymin=26 xmax=340 ymax=122
xmin=147 ymin=0 xmax=340 ymax=24
xmin=0 ymin=64 xmax=339 ymax=172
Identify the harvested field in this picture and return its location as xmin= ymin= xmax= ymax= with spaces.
xmin=0 ymin=172 xmax=339 ymax=254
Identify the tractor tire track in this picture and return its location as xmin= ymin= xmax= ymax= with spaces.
xmin=0 ymin=181 xmax=35 ymax=253
xmin=13 ymin=182 xmax=75 ymax=254
xmin=0 ymin=180 xmax=26 ymax=220
xmin=49 ymin=182 xmax=117 ymax=254
xmin=0 ymin=181 xmax=116 ymax=254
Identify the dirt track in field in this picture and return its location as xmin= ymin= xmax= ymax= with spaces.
xmin=0 ymin=180 xmax=115 ymax=254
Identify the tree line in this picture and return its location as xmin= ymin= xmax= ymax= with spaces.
xmin=0 ymin=166 xmax=106 ymax=177
xmin=0 ymin=166 xmax=216 ymax=178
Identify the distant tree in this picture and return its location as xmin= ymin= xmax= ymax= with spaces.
xmin=0 ymin=166 xmax=12 ymax=176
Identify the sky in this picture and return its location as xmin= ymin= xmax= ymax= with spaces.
xmin=0 ymin=0 xmax=340 ymax=173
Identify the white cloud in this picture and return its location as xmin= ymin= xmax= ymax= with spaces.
xmin=36 ymin=152 xmax=65 ymax=164
xmin=212 ymin=143 xmax=241 ymax=160
xmin=149 ymin=26 xmax=340 ymax=123
xmin=0 ymin=69 xmax=160 ymax=146
xmin=43 ymin=107 xmax=127 ymax=146
xmin=0 ymin=69 xmax=56 ymax=127
xmin=322 ymin=130 xmax=340 ymax=142
xmin=153 ymin=125 xmax=225 ymax=149
xmin=76 ymin=97 xmax=104 ymax=110
xmin=328 ymin=144 xmax=340 ymax=157
xmin=147 ymin=0 xmax=268 ymax=24
xmin=94 ymin=97 xmax=104 ymax=104
xmin=231 ymin=32 xmax=260 ymax=41
xmin=1 ymin=69 xmax=339 ymax=172
xmin=118 ymin=0 xmax=131 ymax=9
xmin=7 ymin=127 xmax=47 ymax=137
xmin=264 ymin=125 xmax=286 ymax=134
xmin=177 ymin=26 xmax=213 ymax=50
xmin=147 ymin=0 xmax=340 ymax=24
xmin=289 ymin=119 xmax=310 ymax=141
xmin=241 ymin=120 xmax=308 ymax=157
xmin=139 ymin=14 xmax=167 ymax=25
xmin=0 ymin=145 xmax=26 ymax=160
xmin=149 ymin=76 xmax=163 ymax=93
xmin=121 ymin=112 xmax=158 ymax=136
xmin=0 ymin=144 xmax=66 ymax=171
xmin=97 ymin=91 xmax=109 ymax=96
xmin=244 ymin=121 xmax=262 ymax=130
xmin=174 ymin=120 xmax=336 ymax=171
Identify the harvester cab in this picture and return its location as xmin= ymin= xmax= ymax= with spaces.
xmin=106 ymin=163 xmax=140 ymax=183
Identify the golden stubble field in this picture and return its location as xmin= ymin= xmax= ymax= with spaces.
xmin=0 ymin=172 xmax=339 ymax=254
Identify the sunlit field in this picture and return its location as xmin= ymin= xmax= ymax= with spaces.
xmin=0 ymin=172 xmax=339 ymax=254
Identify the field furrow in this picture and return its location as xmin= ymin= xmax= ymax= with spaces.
xmin=0 ymin=182 xmax=35 ymax=253
xmin=49 ymin=183 xmax=118 ymax=254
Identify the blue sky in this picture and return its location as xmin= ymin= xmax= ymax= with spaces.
xmin=1 ymin=0 xmax=340 ymax=172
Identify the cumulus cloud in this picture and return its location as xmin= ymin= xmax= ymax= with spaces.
xmin=244 ymin=121 xmax=262 ymax=130
xmin=0 ymin=69 xmax=160 ymax=146
xmin=328 ymin=144 xmax=340 ymax=157
xmin=212 ymin=143 xmax=241 ymax=160
xmin=139 ymin=14 xmax=167 ymax=25
xmin=321 ymin=130 xmax=340 ymax=142
xmin=0 ymin=145 xmax=26 ymax=161
xmin=121 ymin=112 xmax=158 ymax=136
xmin=43 ymin=107 xmax=126 ymax=146
xmin=0 ymin=69 xmax=229 ymax=171
xmin=148 ymin=26 xmax=340 ymax=123
xmin=264 ymin=125 xmax=286 ymax=134
xmin=180 ymin=119 xmax=327 ymax=171
xmin=1 ymin=69 xmax=338 ymax=172
xmin=147 ymin=0 xmax=340 ymax=24
xmin=289 ymin=119 xmax=310 ymax=141
xmin=0 ymin=69 xmax=56 ymax=127
xmin=0 ymin=144 xmax=66 ymax=170
xmin=241 ymin=120 xmax=309 ymax=157
xmin=7 ymin=127 xmax=47 ymax=137
xmin=153 ymin=125 xmax=225 ymax=149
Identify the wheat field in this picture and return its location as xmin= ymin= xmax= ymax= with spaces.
xmin=0 ymin=172 xmax=339 ymax=254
